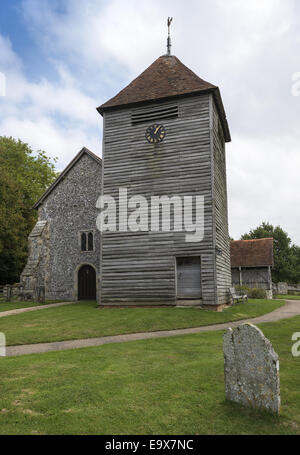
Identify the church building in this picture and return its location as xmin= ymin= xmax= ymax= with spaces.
xmin=21 ymin=148 xmax=102 ymax=301
xmin=21 ymin=45 xmax=233 ymax=310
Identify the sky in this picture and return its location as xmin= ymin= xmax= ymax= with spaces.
xmin=0 ymin=0 xmax=300 ymax=244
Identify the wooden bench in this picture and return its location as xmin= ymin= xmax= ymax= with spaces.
xmin=229 ymin=287 xmax=248 ymax=305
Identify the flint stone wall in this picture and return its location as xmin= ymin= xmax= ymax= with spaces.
xmin=39 ymin=153 xmax=102 ymax=301
xmin=223 ymin=323 xmax=280 ymax=414
xmin=21 ymin=152 xmax=102 ymax=301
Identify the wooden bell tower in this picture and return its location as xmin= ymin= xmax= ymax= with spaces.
xmin=97 ymin=26 xmax=232 ymax=309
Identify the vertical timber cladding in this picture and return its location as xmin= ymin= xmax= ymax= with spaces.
xmin=101 ymin=93 xmax=220 ymax=306
xmin=211 ymin=97 xmax=232 ymax=306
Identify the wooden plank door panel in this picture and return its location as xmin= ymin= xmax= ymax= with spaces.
xmin=177 ymin=257 xmax=201 ymax=298
xmin=78 ymin=265 xmax=96 ymax=300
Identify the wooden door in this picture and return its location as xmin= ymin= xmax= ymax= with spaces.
xmin=176 ymin=257 xmax=202 ymax=298
xmin=78 ymin=265 xmax=96 ymax=300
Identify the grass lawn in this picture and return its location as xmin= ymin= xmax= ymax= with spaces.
xmin=0 ymin=299 xmax=284 ymax=346
xmin=0 ymin=300 xmax=66 ymax=313
xmin=275 ymin=295 xmax=300 ymax=300
xmin=0 ymin=315 xmax=300 ymax=435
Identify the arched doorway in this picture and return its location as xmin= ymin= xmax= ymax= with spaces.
xmin=78 ymin=265 xmax=96 ymax=300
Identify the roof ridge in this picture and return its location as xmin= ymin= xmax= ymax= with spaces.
xmin=33 ymin=147 xmax=101 ymax=209
xmin=231 ymin=238 xmax=274 ymax=243
xmin=171 ymin=55 xmax=217 ymax=88
xmin=98 ymin=55 xmax=217 ymax=112
xmin=81 ymin=147 xmax=102 ymax=165
xmin=97 ymin=54 xmax=231 ymax=142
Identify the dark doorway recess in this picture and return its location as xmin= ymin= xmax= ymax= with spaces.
xmin=78 ymin=265 xmax=96 ymax=300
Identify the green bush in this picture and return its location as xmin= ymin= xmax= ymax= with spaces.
xmin=234 ymin=285 xmax=266 ymax=299
xmin=235 ymin=285 xmax=250 ymax=294
xmin=248 ymin=288 xmax=266 ymax=299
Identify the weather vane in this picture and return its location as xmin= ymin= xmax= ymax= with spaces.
xmin=167 ymin=17 xmax=173 ymax=56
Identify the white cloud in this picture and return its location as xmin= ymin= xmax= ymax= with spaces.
xmin=1 ymin=0 xmax=300 ymax=244
xmin=0 ymin=35 xmax=22 ymax=71
xmin=227 ymin=133 xmax=300 ymax=244
xmin=0 ymin=115 xmax=99 ymax=168
xmin=21 ymin=0 xmax=165 ymax=77
xmin=0 ymin=33 xmax=101 ymax=168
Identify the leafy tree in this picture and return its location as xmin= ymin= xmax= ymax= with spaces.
xmin=0 ymin=136 xmax=57 ymax=284
xmin=289 ymin=245 xmax=300 ymax=284
xmin=241 ymin=221 xmax=299 ymax=283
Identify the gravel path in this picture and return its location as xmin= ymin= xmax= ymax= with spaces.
xmin=5 ymin=300 xmax=300 ymax=357
xmin=0 ymin=301 xmax=76 ymax=318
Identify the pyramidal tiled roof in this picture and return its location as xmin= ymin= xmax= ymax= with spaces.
xmin=97 ymin=55 xmax=231 ymax=142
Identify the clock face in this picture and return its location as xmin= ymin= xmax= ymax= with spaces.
xmin=145 ymin=124 xmax=166 ymax=144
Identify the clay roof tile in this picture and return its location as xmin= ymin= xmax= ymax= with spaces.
xmin=97 ymin=55 xmax=231 ymax=142
xmin=230 ymin=238 xmax=274 ymax=268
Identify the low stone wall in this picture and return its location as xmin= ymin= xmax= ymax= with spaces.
xmin=273 ymin=282 xmax=300 ymax=295
xmin=2 ymin=283 xmax=45 ymax=303
xmin=274 ymin=282 xmax=289 ymax=295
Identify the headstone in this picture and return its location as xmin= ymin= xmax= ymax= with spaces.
xmin=277 ymin=282 xmax=288 ymax=295
xmin=23 ymin=291 xmax=34 ymax=302
xmin=18 ymin=285 xmax=24 ymax=301
xmin=36 ymin=286 xmax=45 ymax=304
xmin=0 ymin=332 xmax=6 ymax=357
xmin=223 ymin=323 xmax=280 ymax=414
xmin=4 ymin=285 xmax=12 ymax=302
xmin=266 ymin=289 xmax=273 ymax=300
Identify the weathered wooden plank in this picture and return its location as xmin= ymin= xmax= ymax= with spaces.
xmin=100 ymin=93 xmax=230 ymax=307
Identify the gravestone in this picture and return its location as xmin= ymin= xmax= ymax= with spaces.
xmin=266 ymin=289 xmax=273 ymax=300
xmin=223 ymin=323 xmax=280 ymax=414
xmin=277 ymin=282 xmax=288 ymax=295
xmin=3 ymin=285 xmax=12 ymax=302
xmin=35 ymin=286 xmax=45 ymax=304
xmin=0 ymin=332 xmax=6 ymax=357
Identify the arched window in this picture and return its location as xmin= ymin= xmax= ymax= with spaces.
xmin=81 ymin=232 xmax=87 ymax=251
xmin=88 ymin=232 xmax=94 ymax=251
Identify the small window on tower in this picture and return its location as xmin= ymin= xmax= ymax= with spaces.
xmin=81 ymin=233 xmax=87 ymax=251
xmin=88 ymin=232 xmax=94 ymax=251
